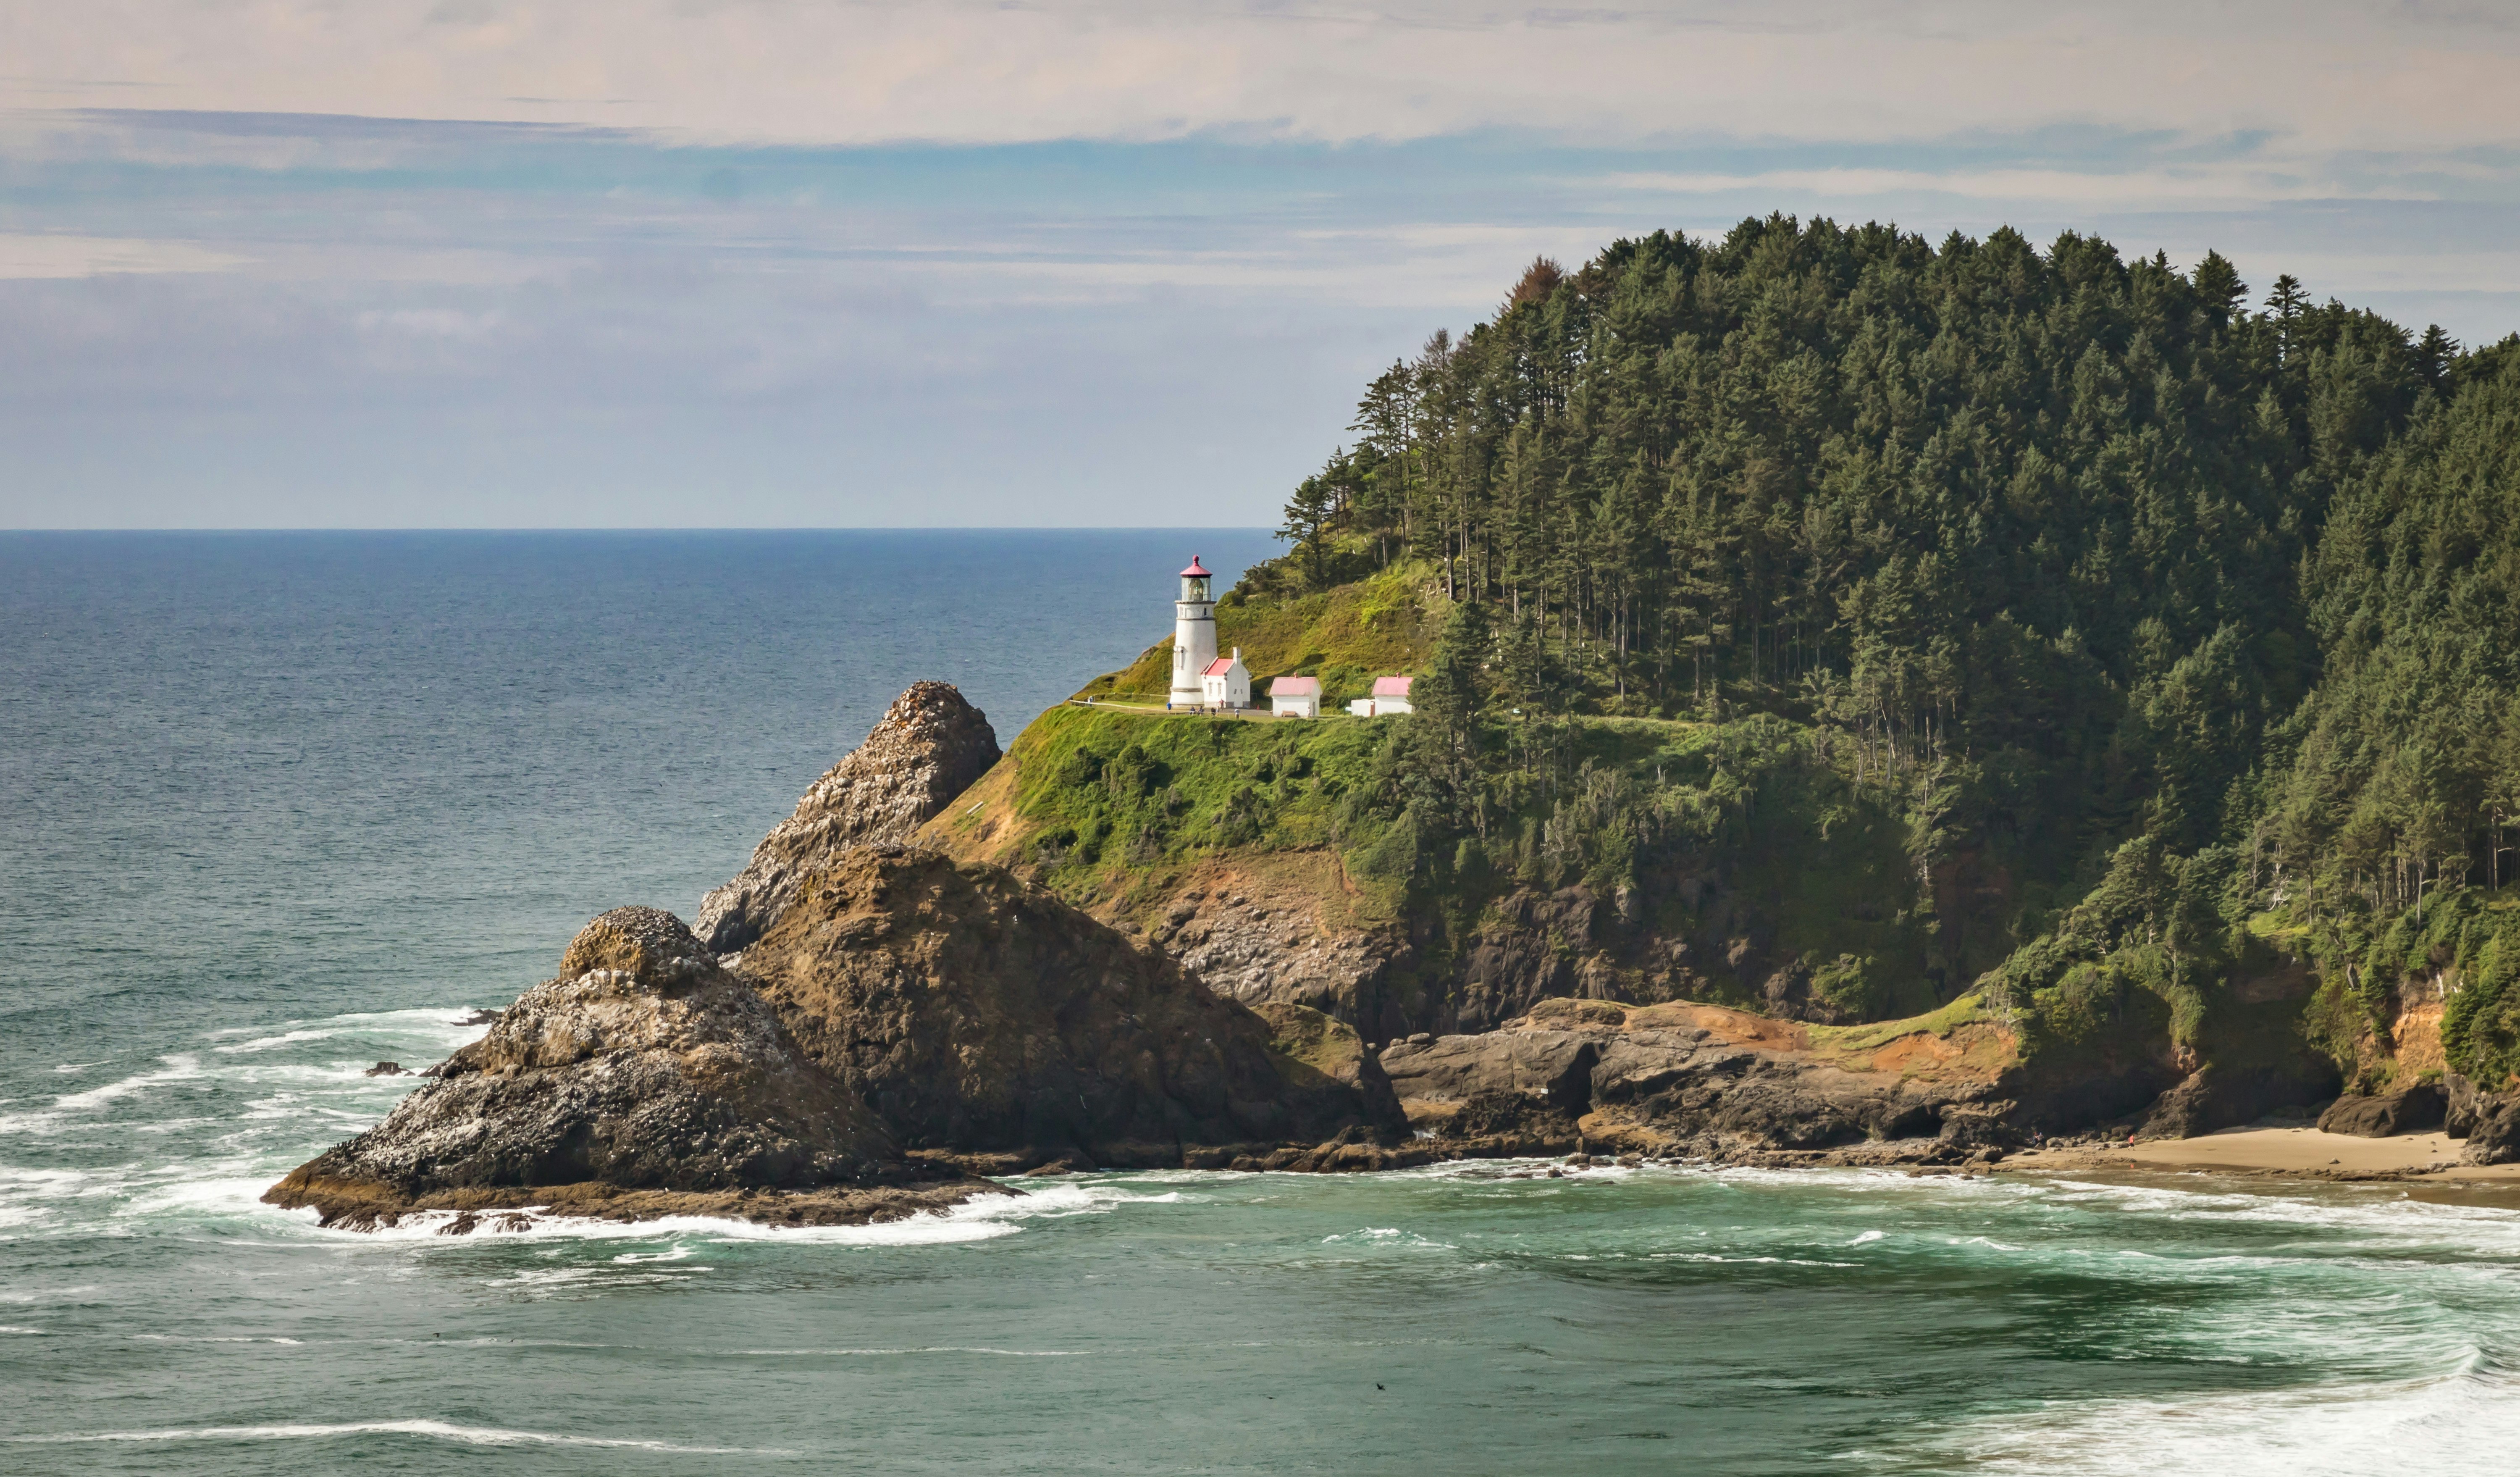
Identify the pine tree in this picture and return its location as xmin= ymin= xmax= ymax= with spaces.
xmin=1276 ymin=468 xmax=1337 ymax=591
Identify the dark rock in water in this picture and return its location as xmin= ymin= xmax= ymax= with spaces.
xmin=1250 ymin=1001 xmax=1404 ymax=1128
xmin=737 ymin=848 xmax=1401 ymax=1166
xmin=1379 ymin=1030 xmax=1599 ymax=1139
xmin=266 ymin=907 xmax=989 ymax=1230
xmin=1380 ymin=996 xmax=2007 ymax=1157
xmin=695 ymin=683 xmax=1000 ymax=954
xmin=2137 ymin=1060 xmax=2346 ymax=1141
xmin=2446 ymin=1073 xmax=2490 ymax=1138
xmin=2316 ymin=1084 xmax=2447 ymax=1138
xmin=364 ymin=1061 xmax=408 ymax=1077
xmin=2462 ymin=1091 xmax=2520 ymax=1165
xmin=452 ymin=1009 xmax=501 ymax=1026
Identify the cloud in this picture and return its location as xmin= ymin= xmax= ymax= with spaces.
xmin=1599 ymin=164 xmax=2423 ymax=208
xmin=3 ymin=3 xmax=2515 ymax=528
xmin=3 ymin=2 xmax=2516 ymax=152
xmin=0 ymin=233 xmax=249 ymax=278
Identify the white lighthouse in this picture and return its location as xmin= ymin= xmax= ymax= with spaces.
xmin=1168 ymin=555 xmax=1217 ymax=710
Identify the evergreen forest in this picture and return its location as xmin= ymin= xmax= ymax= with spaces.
xmin=1247 ymin=214 xmax=2520 ymax=1086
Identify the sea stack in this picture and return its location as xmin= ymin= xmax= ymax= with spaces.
xmin=264 ymin=907 xmax=989 ymax=1230
xmin=737 ymin=846 xmax=1404 ymax=1168
xmin=694 ymin=681 xmax=1000 ymax=954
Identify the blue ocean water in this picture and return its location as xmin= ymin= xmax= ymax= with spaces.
xmin=4 ymin=531 xmax=2520 ymax=1476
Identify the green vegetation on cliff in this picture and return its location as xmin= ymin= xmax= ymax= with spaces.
xmin=927 ymin=697 xmax=1969 ymax=1021
xmin=1220 ymin=213 xmax=2515 ymax=1088
xmin=1077 ymin=560 xmax=1436 ymax=710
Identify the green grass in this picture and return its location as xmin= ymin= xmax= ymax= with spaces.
xmin=965 ymin=702 xmax=1411 ymax=921
xmin=1077 ymin=560 xmax=1439 ymax=709
xmin=1807 ymin=994 xmax=1992 ymax=1054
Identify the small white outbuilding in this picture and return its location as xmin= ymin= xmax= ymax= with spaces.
xmin=1350 ymin=674 xmax=1414 ymax=717
xmin=1269 ymin=675 xmax=1320 ymax=718
xmin=1201 ymin=647 xmax=1252 ymax=711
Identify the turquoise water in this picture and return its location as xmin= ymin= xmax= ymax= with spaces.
xmin=5 ymin=532 xmax=2520 ymax=1475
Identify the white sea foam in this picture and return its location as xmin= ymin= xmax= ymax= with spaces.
xmin=247 ymin=1178 xmax=1176 ymax=1248
xmin=4 ymin=1419 xmax=793 ymax=1454
xmin=0 ymin=1056 xmax=207 ymax=1133
xmin=52 ymin=1055 xmax=204 ymax=1112
xmin=711 ymin=1346 xmax=1086 ymax=1357
xmin=1936 ymin=1360 xmax=2520 ymax=1474
xmin=1320 ymin=1226 xmax=1456 ymax=1250
xmin=1648 ymin=1251 xmax=1864 ymax=1267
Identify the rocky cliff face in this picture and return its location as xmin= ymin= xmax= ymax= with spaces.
xmin=1378 ymin=996 xmax=2019 ymax=1161
xmin=695 ymin=682 xmax=1000 ymax=954
xmin=736 ymin=847 xmax=1403 ymax=1169
xmin=265 ymin=907 xmax=989 ymax=1230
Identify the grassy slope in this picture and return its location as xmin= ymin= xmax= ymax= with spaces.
xmin=1076 ymin=561 xmax=1439 ymax=708
xmin=923 ymin=696 xmax=1959 ymax=1019
xmin=918 ymin=702 xmax=1413 ymax=929
xmin=922 ymin=552 xmax=2033 ymax=1030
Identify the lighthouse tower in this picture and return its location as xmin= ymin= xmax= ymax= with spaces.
xmin=1168 ymin=556 xmax=1217 ymax=710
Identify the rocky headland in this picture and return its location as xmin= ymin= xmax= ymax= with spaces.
xmin=694 ymin=680 xmax=1001 ymax=954
xmin=265 ymin=906 xmax=993 ymax=1231
xmin=269 ymin=683 xmax=1412 ymax=1230
xmin=274 ymin=676 xmax=2520 ymax=1226
xmin=735 ymin=844 xmax=1403 ymax=1172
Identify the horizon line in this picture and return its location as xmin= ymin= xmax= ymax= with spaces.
xmin=0 ymin=525 xmax=1282 ymax=534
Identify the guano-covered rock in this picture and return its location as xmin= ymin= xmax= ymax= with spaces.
xmin=696 ymin=682 xmax=1001 ymax=954
xmin=265 ymin=907 xmax=987 ymax=1230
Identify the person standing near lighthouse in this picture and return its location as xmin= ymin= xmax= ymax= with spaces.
xmin=1168 ymin=556 xmax=1216 ymax=711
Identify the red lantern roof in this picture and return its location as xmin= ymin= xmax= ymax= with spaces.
xmin=1179 ymin=556 xmax=1211 ymax=578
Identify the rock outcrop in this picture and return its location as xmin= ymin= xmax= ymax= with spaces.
xmin=2454 ymin=1074 xmax=2520 ymax=1165
xmin=736 ymin=848 xmax=1404 ymax=1169
xmin=2317 ymin=1083 xmax=2448 ymax=1138
xmin=267 ymin=907 xmax=989 ymax=1230
xmin=1250 ymin=1001 xmax=1405 ymax=1128
xmin=1380 ymin=996 xmax=2017 ymax=1159
xmin=2447 ymin=1072 xmax=2494 ymax=1138
xmin=2134 ymin=1060 xmax=2342 ymax=1141
xmin=696 ymin=682 xmax=1000 ymax=954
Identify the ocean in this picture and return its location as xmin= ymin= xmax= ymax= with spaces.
xmin=3 ymin=530 xmax=2517 ymax=1475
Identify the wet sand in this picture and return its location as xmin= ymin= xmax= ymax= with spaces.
xmin=2006 ymin=1125 xmax=2520 ymax=1183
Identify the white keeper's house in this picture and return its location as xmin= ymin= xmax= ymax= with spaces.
xmin=1202 ymin=648 xmax=1252 ymax=712
xmin=1268 ymin=675 xmax=1320 ymax=718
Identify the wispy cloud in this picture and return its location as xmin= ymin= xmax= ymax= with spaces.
xmin=0 ymin=233 xmax=249 ymax=278
xmin=2 ymin=3 xmax=2516 ymax=526
xmin=5 ymin=2 xmax=2520 ymax=150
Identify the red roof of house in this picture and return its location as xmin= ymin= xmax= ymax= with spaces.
xmin=1270 ymin=676 xmax=1321 ymax=696
xmin=1179 ymin=556 xmax=1212 ymax=578
xmin=1202 ymin=656 xmax=1240 ymax=676
xmin=1372 ymin=675 xmax=1414 ymax=696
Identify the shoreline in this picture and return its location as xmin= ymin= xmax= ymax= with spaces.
xmin=1995 ymin=1125 xmax=2520 ymax=1193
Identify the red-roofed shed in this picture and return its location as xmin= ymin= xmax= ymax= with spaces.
xmin=1269 ymin=673 xmax=1322 ymax=718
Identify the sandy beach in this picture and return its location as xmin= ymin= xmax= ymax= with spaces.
xmin=2005 ymin=1125 xmax=2520 ymax=1185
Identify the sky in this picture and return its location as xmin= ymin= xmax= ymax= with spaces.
xmin=3 ymin=1 xmax=2518 ymax=529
